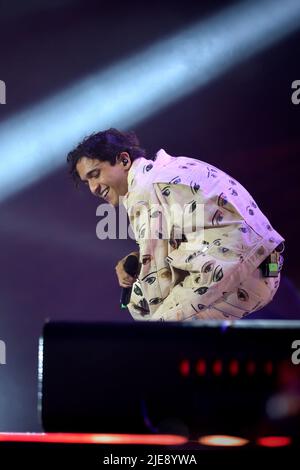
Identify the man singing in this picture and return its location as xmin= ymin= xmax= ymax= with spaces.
xmin=67 ymin=128 xmax=284 ymax=321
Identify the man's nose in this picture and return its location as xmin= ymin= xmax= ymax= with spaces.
xmin=89 ymin=180 xmax=99 ymax=196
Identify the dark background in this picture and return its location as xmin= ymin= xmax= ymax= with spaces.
xmin=0 ymin=0 xmax=299 ymax=431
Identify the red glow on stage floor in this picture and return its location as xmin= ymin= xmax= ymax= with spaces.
xmin=229 ymin=359 xmax=239 ymax=376
xmin=196 ymin=359 xmax=206 ymax=376
xmin=0 ymin=433 xmax=188 ymax=445
xmin=264 ymin=361 xmax=273 ymax=375
xmin=179 ymin=359 xmax=190 ymax=377
xmin=257 ymin=436 xmax=292 ymax=448
xmin=212 ymin=359 xmax=222 ymax=376
xmin=246 ymin=360 xmax=256 ymax=375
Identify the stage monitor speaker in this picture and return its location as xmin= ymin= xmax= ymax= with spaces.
xmin=39 ymin=320 xmax=300 ymax=439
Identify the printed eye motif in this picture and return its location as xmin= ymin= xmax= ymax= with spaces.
xmin=246 ymin=205 xmax=254 ymax=216
xmin=219 ymin=247 xmax=229 ymax=254
xmin=150 ymin=210 xmax=161 ymax=218
xmin=149 ymin=297 xmax=162 ymax=305
xmin=229 ymin=188 xmax=238 ymax=196
xmin=190 ymin=182 xmax=200 ymax=194
xmin=134 ymin=285 xmax=143 ymax=296
xmin=169 ymin=176 xmax=181 ymax=184
xmin=186 ymin=251 xmax=201 ymax=263
xmin=189 ymin=200 xmax=197 ymax=213
xmin=217 ymin=192 xmax=228 ymax=207
xmin=186 ymin=254 xmax=194 ymax=263
xmin=212 ymin=210 xmax=224 ymax=226
xmin=145 ymin=163 xmax=153 ymax=172
xmin=142 ymin=254 xmax=152 ymax=265
xmin=158 ymin=269 xmax=171 ymax=280
xmin=201 ymin=261 xmax=214 ymax=273
xmin=207 ymin=167 xmax=218 ymax=178
xmin=197 ymin=304 xmax=206 ymax=311
xmin=145 ymin=276 xmax=156 ymax=285
xmin=169 ymin=226 xmax=187 ymax=250
xmin=161 ymin=186 xmax=170 ymax=196
xmin=194 ymin=286 xmax=209 ymax=295
xmin=139 ymin=226 xmax=146 ymax=238
xmin=237 ymin=288 xmax=249 ymax=302
xmin=213 ymin=239 xmax=222 ymax=246
xmin=169 ymin=238 xmax=180 ymax=250
xmin=213 ymin=265 xmax=223 ymax=282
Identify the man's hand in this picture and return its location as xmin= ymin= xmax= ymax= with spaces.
xmin=115 ymin=251 xmax=139 ymax=288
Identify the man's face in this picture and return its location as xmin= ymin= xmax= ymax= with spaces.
xmin=76 ymin=153 xmax=131 ymax=207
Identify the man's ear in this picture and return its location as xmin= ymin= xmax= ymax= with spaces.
xmin=116 ymin=152 xmax=131 ymax=168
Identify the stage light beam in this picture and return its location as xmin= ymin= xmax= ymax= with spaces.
xmin=0 ymin=0 xmax=300 ymax=201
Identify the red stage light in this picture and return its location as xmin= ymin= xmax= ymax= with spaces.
xmin=196 ymin=359 xmax=206 ymax=376
xmin=212 ymin=359 xmax=222 ymax=376
xmin=246 ymin=360 xmax=256 ymax=375
xmin=229 ymin=359 xmax=239 ymax=376
xmin=0 ymin=433 xmax=188 ymax=446
xmin=264 ymin=361 xmax=273 ymax=375
xmin=257 ymin=436 xmax=291 ymax=448
xmin=179 ymin=359 xmax=190 ymax=377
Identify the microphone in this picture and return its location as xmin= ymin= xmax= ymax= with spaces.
xmin=120 ymin=255 xmax=139 ymax=309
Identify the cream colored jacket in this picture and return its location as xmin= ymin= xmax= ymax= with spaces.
xmin=122 ymin=149 xmax=284 ymax=321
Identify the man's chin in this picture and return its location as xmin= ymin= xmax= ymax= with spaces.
xmin=110 ymin=196 xmax=120 ymax=207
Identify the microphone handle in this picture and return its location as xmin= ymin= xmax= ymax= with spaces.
xmin=120 ymin=287 xmax=132 ymax=309
xmin=120 ymin=254 xmax=139 ymax=309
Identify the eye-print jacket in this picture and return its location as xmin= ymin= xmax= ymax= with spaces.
xmin=122 ymin=149 xmax=284 ymax=321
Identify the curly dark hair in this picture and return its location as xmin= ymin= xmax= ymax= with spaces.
xmin=67 ymin=128 xmax=148 ymax=185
